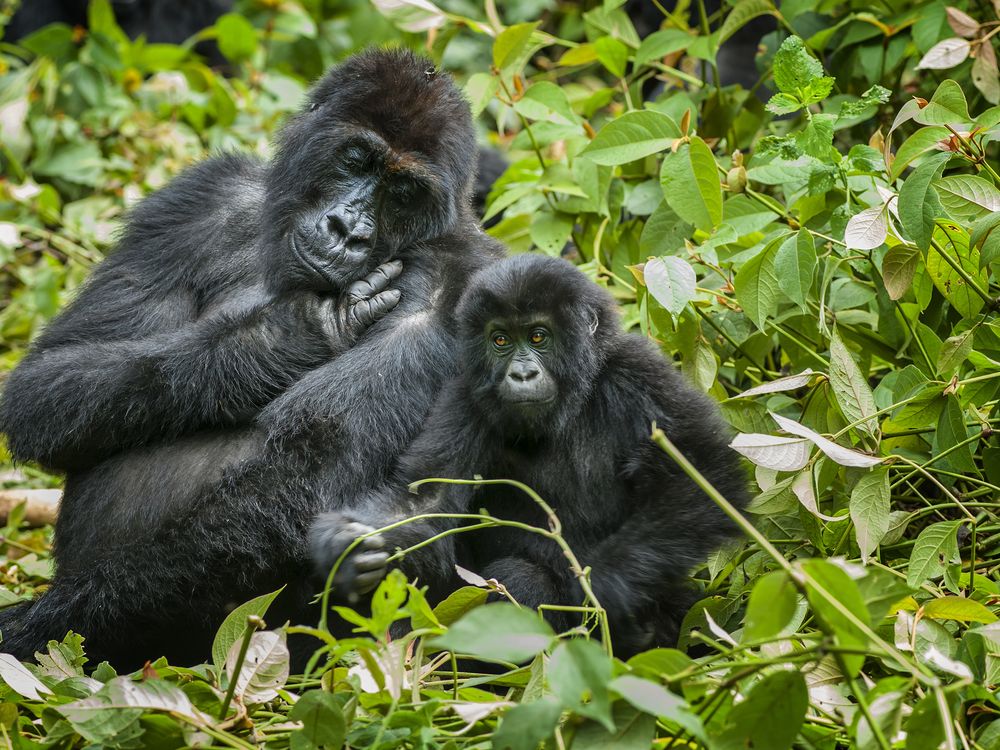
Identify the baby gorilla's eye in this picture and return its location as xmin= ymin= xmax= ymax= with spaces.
xmin=492 ymin=333 xmax=510 ymax=348
xmin=529 ymin=329 xmax=548 ymax=346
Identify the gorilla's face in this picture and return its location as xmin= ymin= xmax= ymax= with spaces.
xmin=475 ymin=315 xmax=563 ymax=434
xmin=264 ymin=49 xmax=476 ymax=295
xmin=458 ymin=254 xmax=622 ymax=438
xmin=283 ymin=130 xmax=452 ymax=292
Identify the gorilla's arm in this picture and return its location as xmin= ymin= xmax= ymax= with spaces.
xmin=0 ymin=156 xmax=399 ymax=471
xmin=308 ymin=379 xmax=479 ymax=599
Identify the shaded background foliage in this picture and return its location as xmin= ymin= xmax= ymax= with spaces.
xmin=0 ymin=0 xmax=998 ymax=748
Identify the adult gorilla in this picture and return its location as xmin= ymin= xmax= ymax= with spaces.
xmin=0 ymin=49 xmax=503 ymax=668
xmin=313 ymin=255 xmax=748 ymax=656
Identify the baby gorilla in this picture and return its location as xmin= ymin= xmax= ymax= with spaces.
xmin=311 ymin=254 xmax=748 ymax=656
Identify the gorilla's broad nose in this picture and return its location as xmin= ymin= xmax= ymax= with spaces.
xmin=509 ymin=361 xmax=540 ymax=382
xmin=324 ymin=203 xmax=373 ymax=241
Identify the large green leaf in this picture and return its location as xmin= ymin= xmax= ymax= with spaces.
xmin=582 ymin=110 xmax=681 ymax=165
xmin=926 ymin=222 xmax=988 ymax=318
xmin=850 ymin=467 xmax=891 ymax=559
xmin=734 ymin=236 xmax=781 ymax=330
xmin=660 ymin=136 xmax=723 ymax=232
xmin=907 ymin=520 xmax=962 ymax=587
xmin=715 ymin=670 xmax=808 ymax=750
xmin=429 ymin=603 xmax=554 ymax=663
xmin=828 ymin=327 xmax=879 ymax=439
xmin=212 ymin=588 xmax=283 ymax=673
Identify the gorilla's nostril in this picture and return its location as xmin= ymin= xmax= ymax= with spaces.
xmin=324 ymin=211 xmax=349 ymax=238
xmin=509 ymin=364 xmax=540 ymax=382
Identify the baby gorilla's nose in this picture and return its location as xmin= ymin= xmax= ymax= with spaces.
xmin=508 ymin=361 xmax=540 ymax=382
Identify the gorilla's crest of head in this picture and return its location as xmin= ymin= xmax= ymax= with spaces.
xmin=456 ymin=255 xmax=621 ymax=436
xmin=265 ymin=48 xmax=477 ymax=280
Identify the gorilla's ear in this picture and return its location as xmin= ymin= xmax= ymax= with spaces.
xmin=588 ymin=309 xmax=600 ymax=336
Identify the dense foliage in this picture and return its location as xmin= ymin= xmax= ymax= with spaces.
xmin=0 ymin=0 xmax=999 ymax=747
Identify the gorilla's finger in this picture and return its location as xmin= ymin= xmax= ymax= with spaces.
xmin=347 ymin=260 xmax=403 ymax=301
xmin=354 ymin=569 xmax=389 ymax=594
xmin=358 ymin=533 xmax=386 ymax=551
xmin=352 ymin=551 xmax=390 ymax=571
xmin=369 ymin=290 xmax=401 ymax=320
xmin=349 ymin=290 xmax=400 ymax=329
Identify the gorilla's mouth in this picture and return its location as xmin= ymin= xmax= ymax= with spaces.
xmin=504 ymin=396 xmax=557 ymax=406
xmin=291 ymin=233 xmax=370 ymax=290
xmin=290 ymin=234 xmax=334 ymax=288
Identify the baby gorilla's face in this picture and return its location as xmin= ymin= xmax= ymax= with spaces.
xmin=483 ymin=317 xmax=559 ymax=432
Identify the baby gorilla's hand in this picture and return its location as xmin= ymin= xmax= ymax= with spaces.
xmin=309 ymin=513 xmax=390 ymax=603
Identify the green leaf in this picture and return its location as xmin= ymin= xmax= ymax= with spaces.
xmin=775 ymin=229 xmax=816 ymax=308
xmin=548 ymin=640 xmax=614 ymax=730
xmin=644 ymin=256 xmax=696 ymax=316
xmin=465 ymin=73 xmax=498 ymax=118
xmin=933 ymin=394 xmax=978 ymax=473
xmin=927 ymin=222 xmax=988 ymax=318
xmin=970 ymin=211 xmax=1000 ymax=268
xmin=530 ymin=211 xmax=574 ymax=255
xmin=715 ymin=670 xmax=808 ymax=750
xmin=893 ymin=384 xmax=945 ymax=428
xmin=744 ymin=570 xmax=799 ymax=641
xmin=935 ymin=175 xmax=1000 ymax=218
xmin=720 ymin=0 xmax=775 ymax=43
xmin=369 ymin=0 xmax=446 ymax=32
xmin=431 ymin=586 xmax=490 ymax=626
xmin=559 ymin=43 xmax=598 ymax=66
xmin=829 ymin=327 xmax=879 ymax=439
xmin=937 ymin=330 xmax=974 ymax=375
xmin=572 ymin=704 xmax=656 ymax=750
xmin=881 ymin=244 xmax=920 ymax=300
xmin=772 ymin=36 xmax=826 ymax=95
xmin=635 ymin=29 xmax=692 ymax=65
xmin=765 ymin=92 xmax=803 ymax=115
xmin=802 ymin=559 xmax=871 ymax=677
xmin=215 ymin=13 xmax=258 ymax=63
xmin=582 ymin=110 xmax=680 ymax=165
xmin=913 ymin=79 xmax=972 ymax=125
xmin=659 ymin=137 xmax=723 ymax=232
xmin=493 ymin=22 xmax=539 ymax=73
xmin=595 ymin=36 xmax=629 ymax=77
xmin=429 ymin=603 xmax=554 ymax=663
xmin=898 ymin=152 xmax=949 ymax=251
xmin=515 ymin=82 xmax=579 ymax=126
xmin=923 ymin=596 xmax=998 ymax=623
xmin=734 ymin=237 xmax=780 ymax=331
xmin=850 ymin=467 xmax=891 ymax=559
xmin=32 ymin=142 xmax=105 ymax=187
xmin=890 ymin=126 xmax=949 ymax=180
xmin=288 ymin=691 xmax=346 ymax=750
xmin=610 ymin=675 xmax=705 ymax=741
xmin=907 ymin=520 xmax=962 ymax=587
xmin=212 ymin=588 xmax=283 ymax=672
xmin=492 ymin=697 xmax=562 ymax=750
xmin=721 ymin=194 xmax=780 ymax=237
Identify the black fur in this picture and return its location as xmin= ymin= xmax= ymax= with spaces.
xmin=0 ymin=49 xmax=503 ymax=669
xmin=313 ymin=255 xmax=748 ymax=657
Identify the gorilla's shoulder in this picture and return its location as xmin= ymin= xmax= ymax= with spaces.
xmin=598 ymin=332 xmax=719 ymax=421
xmin=114 ymin=153 xmax=267 ymax=268
xmin=129 ymin=153 xmax=266 ymax=225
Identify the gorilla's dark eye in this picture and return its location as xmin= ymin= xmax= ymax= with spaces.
xmin=529 ymin=328 xmax=548 ymax=346
xmin=492 ymin=332 xmax=511 ymax=349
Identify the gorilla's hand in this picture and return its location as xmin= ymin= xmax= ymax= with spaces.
xmin=309 ymin=513 xmax=389 ymax=603
xmin=328 ymin=260 xmax=403 ymax=347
